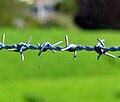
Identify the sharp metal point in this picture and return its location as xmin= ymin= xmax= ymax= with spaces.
xmin=8 ymin=49 xmax=15 ymax=51
xmin=65 ymin=35 xmax=69 ymax=47
xmin=51 ymin=49 xmax=56 ymax=53
xmin=97 ymin=54 xmax=101 ymax=60
xmin=20 ymin=53 xmax=24 ymax=61
xmin=27 ymin=36 xmax=32 ymax=44
xmin=37 ymin=42 xmax=40 ymax=47
xmin=2 ymin=33 xmax=5 ymax=45
xmin=97 ymin=38 xmax=105 ymax=47
xmin=105 ymin=53 xmax=116 ymax=59
xmin=74 ymin=51 xmax=77 ymax=60
xmin=52 ymin=41 xmax=63 ymax=47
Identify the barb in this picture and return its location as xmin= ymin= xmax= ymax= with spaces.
xmin=8 ymin=37 xmax=32 ymax=61
xmin=0 ymin=34 xmax=120 ymax=61
xmin=61 ymin=35 xmax=78 ymax=60
xmin=0 ymin=33 xmax=5 ymax=50
xmin=94 ymin=38 xmax=116 ymax=59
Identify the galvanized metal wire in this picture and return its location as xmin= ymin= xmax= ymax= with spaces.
xmin=0 ymin=34 xmax=119 ymax=61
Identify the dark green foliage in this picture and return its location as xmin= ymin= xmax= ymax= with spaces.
xmin=0 ymin=0 xmax=25 ymax=26
xmin=55 ymin=0 xmax=78 ymax=15
xmin=0 ymin=0 xmax=39 ymax=27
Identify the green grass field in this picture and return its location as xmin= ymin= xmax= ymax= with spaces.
xmin=0 ymin=27 xmax=120 ymax=102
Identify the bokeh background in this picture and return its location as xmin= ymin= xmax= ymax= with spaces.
xmin=1 ymin=0 xmax=120 ymax=102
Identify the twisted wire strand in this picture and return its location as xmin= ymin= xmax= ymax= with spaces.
xmin=0 ymin=34 xmax=119 ymax=61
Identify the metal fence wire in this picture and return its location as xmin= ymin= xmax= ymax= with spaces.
xmin=0 ymin=34 xmax=119 ymax=61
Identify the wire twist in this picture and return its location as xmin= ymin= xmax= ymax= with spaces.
xmin=0 ymin=34 xmax=119 ymax=61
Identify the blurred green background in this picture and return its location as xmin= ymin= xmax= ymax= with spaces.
xmin=1 ymin=0 xmax=120 ymax=102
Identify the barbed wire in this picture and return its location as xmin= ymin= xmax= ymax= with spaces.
xmin=0 ymin=34 xmax=119 ymax=61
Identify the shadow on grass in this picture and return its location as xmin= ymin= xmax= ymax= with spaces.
xmin=23 ymin=94 xmax=45 ymax=102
